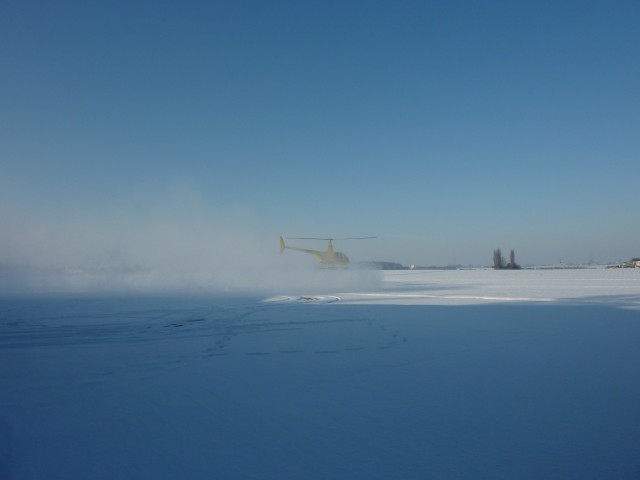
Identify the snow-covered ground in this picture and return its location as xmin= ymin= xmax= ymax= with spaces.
xmin=1 ymin=268 xmax=639 ymax=479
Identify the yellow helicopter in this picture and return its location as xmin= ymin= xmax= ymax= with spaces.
xmin=279 ymin=236 xmax=375 ymax=266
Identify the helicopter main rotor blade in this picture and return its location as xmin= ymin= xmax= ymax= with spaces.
xmin=287 ymin=237 xmax=377 ymax=241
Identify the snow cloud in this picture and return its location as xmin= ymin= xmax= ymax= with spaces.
xmin=0 ymin=186 xmax=380 ymax=296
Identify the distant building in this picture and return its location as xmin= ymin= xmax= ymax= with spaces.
xmin=607 ymin=258 xmax=640 ymax=269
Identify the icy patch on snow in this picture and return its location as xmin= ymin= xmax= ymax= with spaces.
xmin=263 ymin=295 xmax=341 ymax=304
xmin=270 ymin=268 xmax=640 ymax=308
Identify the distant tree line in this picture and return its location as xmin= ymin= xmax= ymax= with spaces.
xmin=493 ymin=248 xmax=521 ymax=270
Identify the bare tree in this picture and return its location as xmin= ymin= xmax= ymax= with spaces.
xmin=495 ymin=248 xmax=520 ymax=269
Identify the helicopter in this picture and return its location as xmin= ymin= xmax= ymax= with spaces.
xmin=279 ymin=236 xmax=375 ymax=266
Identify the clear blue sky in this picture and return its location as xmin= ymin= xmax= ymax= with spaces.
xmin=1 ymin=0 xmax=638 ymax=266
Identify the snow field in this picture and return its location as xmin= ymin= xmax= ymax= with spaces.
xmin=1 ymin=268 xmax=639 ymax=479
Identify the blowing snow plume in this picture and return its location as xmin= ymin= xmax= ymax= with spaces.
xmin=0 ymin=192 xmax=381 ymax=296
